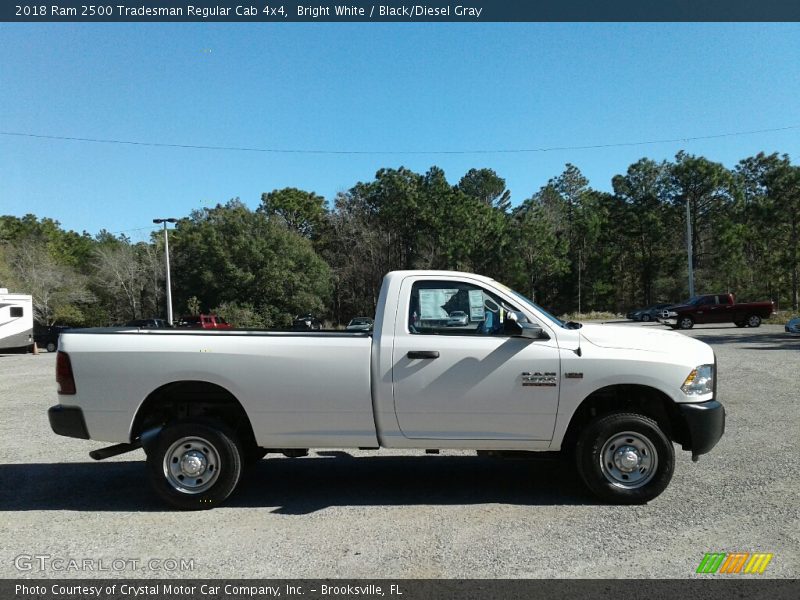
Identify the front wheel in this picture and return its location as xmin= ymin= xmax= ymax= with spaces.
xmin=575 ymin=412 xmax=674 ymax=504
xmin=46 ymin=341 xmax=56 ymax=352
xmin=641 ymin=314 xmax=651 ymax=322
xmin=678 ymin=316 xmax=694 ymax=330
xmin=147 ymin=421 xmax=242 ymax=510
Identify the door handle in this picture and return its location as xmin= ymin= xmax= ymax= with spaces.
xmin=407 ymin=350 xmax=440 ymax=359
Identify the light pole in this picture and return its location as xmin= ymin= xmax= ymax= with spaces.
xmin=686 ymin=200 xmax=695 ymax=298
xmin=153 ymin=218 xmax=178 ymax=326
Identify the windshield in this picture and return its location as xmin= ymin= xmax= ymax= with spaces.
xmin=504 ymin=287 xmax=565 ymax=328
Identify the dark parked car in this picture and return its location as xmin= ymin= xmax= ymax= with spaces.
xmin=345 ymin=317 xmax=374 ymax=331
xmin=292 ymin=314 xmax=322 ymax=331
xmin=626 ymin=303 xmax=673 ymax=322
xmin=125 ymin=318 xmax=169 ymax=329
xmin=33 ymin=324 xmax=70 ymax=353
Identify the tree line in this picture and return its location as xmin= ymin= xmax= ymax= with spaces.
xmin=1 ymin=150 xmax=798 ymax=328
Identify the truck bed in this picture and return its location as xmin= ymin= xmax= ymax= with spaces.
xmin=59 ymin=328 xmax=378 ymax=447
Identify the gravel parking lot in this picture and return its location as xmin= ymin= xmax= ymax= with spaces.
xmin=1 ymin=323 xmax=797 ymax=579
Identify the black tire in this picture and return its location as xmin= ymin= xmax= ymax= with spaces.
xmin=734 ymin=321 xmax=746 ymax=328
xmin=746 ymin=314 xmax=761 ymax=328
xmin=678 ymin=316 xmax=694 ymax=330
xmin=46 ymin=342 xmax=56 ymax=353
xmin=575 ymin=412 xmax=674 ymax=504
xmin=641 ymin=314 xmax=651 ymax=322
xmin=147 ymin=421 xmax=242 ymax=510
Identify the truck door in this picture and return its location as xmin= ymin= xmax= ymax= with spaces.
xmin=391 ymin=277 xmax=560 ymax=441
xmin=706 ymin=295 xmax=729 ymax=323
xmin=692 ymin=296 xmax=715 ymax=324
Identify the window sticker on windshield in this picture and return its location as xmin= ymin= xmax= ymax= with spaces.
xmin=419 ymin=289 xmax=457 ymax=319
xmin=468 ymin=289 xmax=485 ymax=321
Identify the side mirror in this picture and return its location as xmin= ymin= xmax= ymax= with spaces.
xmin=503 ymin=312 xmax=545 ymax=339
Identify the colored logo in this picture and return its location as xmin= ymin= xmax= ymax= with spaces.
xmin=696 ymin=552 xmax=773 ymax=574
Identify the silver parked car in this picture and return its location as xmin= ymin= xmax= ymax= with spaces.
xmin=447 ymin=311 xmax=469 ymax=327
xmin=346 ymin=317 xmax=374 ymax=332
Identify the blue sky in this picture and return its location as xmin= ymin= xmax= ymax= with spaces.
xmin=2 ymin=23 xmax=799 ymax=241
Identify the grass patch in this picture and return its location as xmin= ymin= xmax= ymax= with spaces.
xmin=766 ymin=310 xmax=798 ymax=325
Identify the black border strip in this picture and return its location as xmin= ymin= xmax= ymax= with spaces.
xmin=4 ymin=1 xmax=800 ymax=23
xmin=3 ymin=579 xmax=799 ymax=600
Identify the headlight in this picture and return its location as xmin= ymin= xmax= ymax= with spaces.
xmin=667 ymin=311 xmax=678 ymax=317
xmin=681 ymin=364 xmax=714 ymax=396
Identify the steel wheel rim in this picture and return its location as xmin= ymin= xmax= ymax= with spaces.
xmin=163 ymin=436 xmax=221 ymax=494
xmin=599 ymin=431 xmax=658 ymax=489
xmin=748 ymin=315 xmax=760 ymax=327
xmin=680 ymin=318 xmax=693 ymax=329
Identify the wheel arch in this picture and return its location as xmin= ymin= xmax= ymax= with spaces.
xmin=560 ymin=384 xmax=689 ymax=454
xmin=130 ymin=380 xmax=257 ymax=451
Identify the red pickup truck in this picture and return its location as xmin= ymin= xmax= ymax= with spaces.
xmin=177 ymin=314 xmax=233 ymax=330
xmin=659 ymin=293 xmax=775 ymax=330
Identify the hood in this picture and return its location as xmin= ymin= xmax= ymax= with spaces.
xmin=663 ymin=304 xmax=690 ymax=313
xmin=579 ymin=323 xmax=708 ymax=355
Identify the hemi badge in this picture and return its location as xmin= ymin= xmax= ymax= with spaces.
xmin=565 ymin=372 xmax=583 ymax=379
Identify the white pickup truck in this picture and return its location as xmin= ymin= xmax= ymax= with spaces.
xmin=49 ymin=270 xmax=725 ymax=509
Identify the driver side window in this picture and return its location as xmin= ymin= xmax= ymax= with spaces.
xmin=408 ymin=280 xmax=519 ymax=336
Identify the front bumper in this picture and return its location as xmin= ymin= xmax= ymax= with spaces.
xmin=48 ymin=405 xmax=89 ymax=439
xmin=660 ymin=318 xmax=678 ymax=325
xmin=678 ymin=400 xmax=725 ymax=455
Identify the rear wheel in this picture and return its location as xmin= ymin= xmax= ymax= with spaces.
xmin=575 ymin=412 xmax=674 ymax=504
xmin=746 ymin=314 xmax=761 ymax=328
xmin=46 ymin=341 xmax=56 ymax=352
xmin=147 ymin=421 xmax=242 ymax=510
xmin=678 ymin=316 xmax=694 ymax=330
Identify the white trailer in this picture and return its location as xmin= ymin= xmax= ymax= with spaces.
xmin=0 ymin=289 xmax=34 ymax=351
